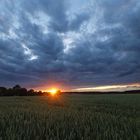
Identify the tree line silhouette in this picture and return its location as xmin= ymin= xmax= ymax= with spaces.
xmin=0 ymin=85 xmax=47 ymax=96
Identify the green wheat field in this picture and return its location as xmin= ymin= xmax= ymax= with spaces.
xmin=0 ymin=94 xmax=140 ymax=140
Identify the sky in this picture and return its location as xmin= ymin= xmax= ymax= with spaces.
xmin=0 ymin=0 xmax=140 ymax=91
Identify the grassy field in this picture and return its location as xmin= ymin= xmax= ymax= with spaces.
xmin=0 ymin=94 xmax=139 ymax=140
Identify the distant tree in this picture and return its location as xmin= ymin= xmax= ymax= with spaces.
xmin=0 ymin=87 xmax=7 ymax=92
xmin=28 ymin=89 xmax=34 ymax=93
xmin=12 ymin=85 xmax=29 ymax=96
xmin=37 ymin=91 xmax=47 ymax=96
xmin=0 ymin=87 xmax=7 ymax=96
xmin=7 ymin=88 xmax=14 ymax=96
xmin=13 ymin=85 xmax=21 ymax=90
xmin=28 ymin=89 xmax=35 ymax=96
xmin=19 ymin=88 xmax=28 ymax=96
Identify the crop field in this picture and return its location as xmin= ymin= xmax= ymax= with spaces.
xmin=0 ymin=94 xmax=140 ymax=140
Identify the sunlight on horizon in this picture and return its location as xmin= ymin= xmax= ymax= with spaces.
xmin=72 ymin=83 xmax=140 ymax=92
xmin=48 ymin=88 xmax=60 ymax=96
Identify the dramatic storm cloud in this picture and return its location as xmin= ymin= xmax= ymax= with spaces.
xmin=0 ymin=0 xmax=140 ymax=90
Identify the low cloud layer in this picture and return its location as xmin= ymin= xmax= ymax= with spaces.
xmin=0 ymin=0 xmax=140 ymax=89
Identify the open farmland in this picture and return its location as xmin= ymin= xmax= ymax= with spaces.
xmin=0 ymin=94 xmax=140 ymax=140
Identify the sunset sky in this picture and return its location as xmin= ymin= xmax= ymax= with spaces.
xmin=0 ymin=0 xmax=140 ymax=91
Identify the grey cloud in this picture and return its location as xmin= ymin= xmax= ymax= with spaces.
xmin=0 ymin=0 xmax=140 ymax=88
xmin=68 ymin=13 xmax=90 ymax=31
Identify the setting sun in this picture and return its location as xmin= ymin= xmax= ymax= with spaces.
xmin=48 ymin=88 xmax=59 ymax=96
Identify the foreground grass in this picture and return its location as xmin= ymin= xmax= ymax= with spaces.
xmin=0 ymin=94 xmax=139 ymax=140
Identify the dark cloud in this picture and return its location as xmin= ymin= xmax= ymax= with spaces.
xmin=0 ymin=0 xmax=140 ymax=89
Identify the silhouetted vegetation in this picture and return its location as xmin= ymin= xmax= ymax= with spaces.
xmin=0 ymin=85 xmax=47 ymax=96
